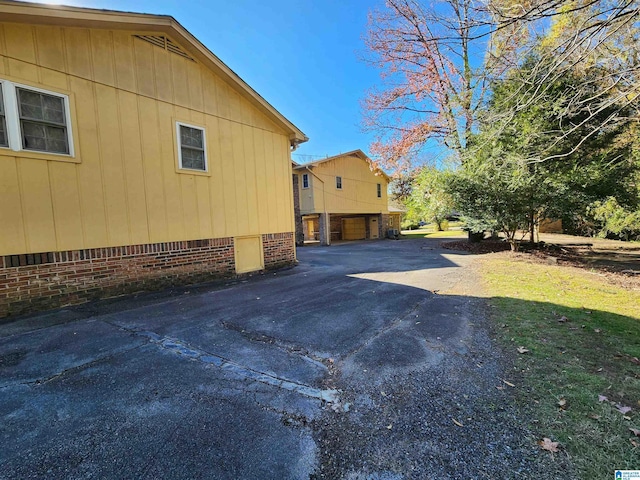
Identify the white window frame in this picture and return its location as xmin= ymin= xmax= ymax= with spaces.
xmin=0 ymin=79 xmax=75 ymax=157
xmin=336 ymin=175 xmax=342 ymax=190
xmin=176 ymin=121 xmax=208 ymax=172
xmin=377 ymin=183 xmax=382 ymax=198
xmin=302 ymin=173 xmax=309 ymax=189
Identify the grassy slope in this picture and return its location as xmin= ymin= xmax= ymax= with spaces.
xmin=479 ymin=256 xmax=640 ymax=477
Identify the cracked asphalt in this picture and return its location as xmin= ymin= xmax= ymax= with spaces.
xmin=0 ymin=238 xmax=560 ymax=479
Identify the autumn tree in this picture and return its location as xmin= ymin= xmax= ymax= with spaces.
xmin=363 ymin=0 xmax=524 ymax=172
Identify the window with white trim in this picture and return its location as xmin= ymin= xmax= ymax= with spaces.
xmin=336 ymin=176 xmax=342 ymax=189
xmin=302 ymin=173 xmax=309 ymax=188
xmin=0 ymin=79 xmax=73 ymax=156
xmin=377 ymin=183 xmax=382 ymax=198
xmin=176 ymin=122 xmax=207 ymax=172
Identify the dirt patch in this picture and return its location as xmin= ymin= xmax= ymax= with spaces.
xmin=441 ymin=237 xmax=640 ymax=291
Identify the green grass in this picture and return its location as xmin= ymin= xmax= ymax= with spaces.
xmin=480 ymin=257 xmax=640 ymax=477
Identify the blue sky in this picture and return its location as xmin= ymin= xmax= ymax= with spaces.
xmin=38 ymin=0 xmax=385 ymax=162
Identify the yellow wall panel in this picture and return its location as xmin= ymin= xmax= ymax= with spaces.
xmin=205 ymin=115 xmax=226 ymax=239
xmin=252 ymin=132 xmax=269 ymax=234
xmin=231 ymin=122 xmax=249 ymax=235
xmin=118 ymin=90 xmax=150 ymax=244
xmin=138 ymin=97 xmax=168 ymax=241
xmin=64 ymin=28 xmax=93 ymax=80
xmin=171 ymin=54 xmax=189 ymax=108
xmin=202 ymin=71 xmax=218 ymax=117
xmin=234 ymin=235 xmax=264 ymax=273
xmin=153 ymin=47 xmax=173 ymax=103
xmin=0 ymin=157 xmax=26 ymax=254
xmin=157 ymin=102 xmax=185 ymax=240
xmin=113 ymin=32 xmax=136 ymax=92
xmin=17 ymin=159 xmax=55 ymax=253
xmin=48 ymin=162 xmax=84 ymax=251
xmin=262 ymin=133 xmax=277 ymax=232
xmin=133 ymin=37 xmax=155 ymax=99
xmin=38 ymin=67 xmax=68 ymax=90
xmin=34 ymin=26 xmax=65 ymax=71
xmin=187 ymin=62 xmax=204 ymax=112
xmin=95 ymin=84 xmax=130 ymax=247
xmin=194 ymin=176 xmax=212 ymax=238
xmin=0 ymin=22 xmax=296 ymax=257
xmin=179 ymin=175 xmax=199 ymax=240
xmin=7 ymin=58 xmax=38 ymax=82
xmin=4 ymin=24 xmax=35 ymax=64
xmin=70 ymin=77 xmax=108 ymax=248
xmin=90 ymin=30 xmax=116 ymax=87
xmin=218 ymin=119 xmax=238 ymax=236
xmin=241 ymin=125 xmax=259 ymax=235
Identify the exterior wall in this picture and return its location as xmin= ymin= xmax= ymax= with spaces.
xmin=262 ymin=232 xmax=295 ymax=268
xmin=299 ymin=172 xmax=316 ymax=214
xmin=0 ymin=238 xmax=235 ymax=317
xmin=292 ymin=174 xmax=304 ymax=246
xmin=0 ymin=22 xmax=299 ymax=316
xmin=0 ymin=233 xmax=296 ymax=317
xmin=306 ymin=155 xmax=388 ymax=215
xmin=0 ymin=23 xmax=295 ymax=257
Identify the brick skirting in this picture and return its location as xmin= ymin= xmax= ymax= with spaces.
xmin=262 ymin=232 xmax=295 ymax=268
xmin=1 ymin=233 xmax=295 ymax=318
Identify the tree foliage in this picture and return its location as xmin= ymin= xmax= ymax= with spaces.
xmin=448 ymin=58 xmax=637 ymax=249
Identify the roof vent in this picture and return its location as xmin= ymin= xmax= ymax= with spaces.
xmin=134 ymin=35 xmax=195 ymax=61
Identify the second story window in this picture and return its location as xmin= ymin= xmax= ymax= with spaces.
xmin=302 ymin=173 xmax=309 ymax=188
xmin=176 ymin=122 xmax=207 ymax=172
xmin=336 ymin=176 xmax=342 ymax=189
xmin=18 ymin=88 xmax=70 ymax=154
xmin=377 ymin=183 xmax=382 ymax=198
xmin=0 ymin=79 xmax=74 ymax=157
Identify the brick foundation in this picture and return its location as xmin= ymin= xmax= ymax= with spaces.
xmin=1 ymin=233 xmax=296 ymax=318
xmin=262 ymin=232 xmax=295 ymax=268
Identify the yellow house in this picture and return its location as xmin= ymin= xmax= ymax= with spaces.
xmin=292 ymin=150 xmax=390 ymax=245
xmin=0 ymin=1 xmax=307 ymax=317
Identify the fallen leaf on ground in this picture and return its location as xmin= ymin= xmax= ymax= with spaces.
xmin=631 ymin=439 xmax=639 ymax=448
xmin=452 ymin=418 xmax=464 ymax=427
xmin=598 ymin=395 xmax=609 ymax=402
xmin=539 ymin=438 xmax=560 ymax=453
xmin=517 ymin=346 xmax=529 ymax=354
xmin=501 ymin=379 xmax=516 ymax=388
xmin=589 ymin=414 xmax=601 ymax=420
xmin=558 ymin=398 xmax=567 ymax=409
xmin=629 ymin=428 xmax=640 ymax=436
xmin=594 ymin=328 xmax=602 ymax=333
xmin=617 ymin=404 xmax=632 ymax=414
xmin=386 ymin=424 xmax=392 ymax=430
xmin=558 ymin=316 xmax=569 ymax=323
xmin=631 ymin=357 xmax=640 ymax=365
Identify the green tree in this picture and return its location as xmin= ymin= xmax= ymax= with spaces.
xmin=449 ymin=58 xmax=637 ymax=250
xmin=408 ymin=166 xmax=455 ymax=231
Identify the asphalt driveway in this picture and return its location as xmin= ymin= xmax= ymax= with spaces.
xmin=0 ymin=238 xmax=557 ymax=479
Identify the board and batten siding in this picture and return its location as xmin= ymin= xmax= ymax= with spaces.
xmin=302 ymin=155 xmax=388 ymax=215
xmin=0 ymin=23 xmax=294 ymax=256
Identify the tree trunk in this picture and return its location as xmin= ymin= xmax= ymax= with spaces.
xmin=529 ymin=210 xmax=535 ymax=244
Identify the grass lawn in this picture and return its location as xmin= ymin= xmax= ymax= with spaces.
xmin=479 ymin=255 xmax=640 ymax=477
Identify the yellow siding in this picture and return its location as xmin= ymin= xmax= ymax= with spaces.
xmin=300 ymin=155 xmax=389 ymax=215
xmin=0 ymin=23 xmax=294 ymax=255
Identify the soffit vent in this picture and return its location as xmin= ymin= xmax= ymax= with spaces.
xmin=134 ymin=35 xmax=195 ymax=62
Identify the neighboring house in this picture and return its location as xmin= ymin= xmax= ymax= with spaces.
xmin=292 ymin=150 xmax=390 ymax=245
xmin=0 ymin=1 xmax=307 ymax=317
xmin=387 ymin=204 xmax=404 ymax=234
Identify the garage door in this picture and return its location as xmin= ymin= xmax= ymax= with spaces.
xmin=342 ymin=217 xmax=366 ymax=240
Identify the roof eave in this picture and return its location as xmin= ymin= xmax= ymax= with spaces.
xmin=0 ymin=0 xmax=308 ymax=145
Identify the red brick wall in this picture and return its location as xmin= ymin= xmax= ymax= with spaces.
xmin=1 ymin=233 xmax=297 ymax=318
xmin=0 ymin=238 xmax=236 ymax=318
xmin=262 ymin=232 xmax=295 ymax=268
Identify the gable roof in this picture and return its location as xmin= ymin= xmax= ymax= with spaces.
xmin=0 ymin=0 xmax=308 ymax=147
xmin=293 ymin=149 xmax=390 ymax=182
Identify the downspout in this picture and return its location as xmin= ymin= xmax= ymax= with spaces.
xmin=307 ymin=169 xmax=329 ymax=246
